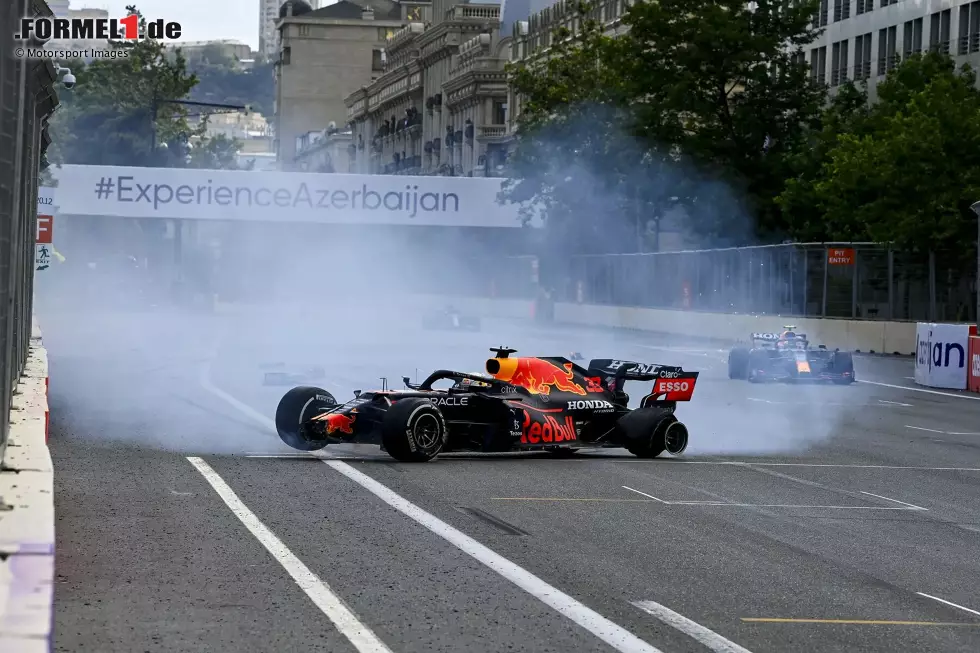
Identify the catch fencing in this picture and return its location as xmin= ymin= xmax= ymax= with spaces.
xmin=488 ymin=244 xmax=978 ymax=323
xmin=0 ymin=0 xmax=60 ymax=459
xmin=567 ymin=243 xmax=977 ymax=321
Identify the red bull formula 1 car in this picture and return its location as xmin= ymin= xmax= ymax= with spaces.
xmin=728 ymin=326 xmax=854 ymax=384
xmin=274 ymin=347 xmax=700 ymax=462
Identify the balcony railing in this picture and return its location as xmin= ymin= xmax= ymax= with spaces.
xmin=446 ymin=4 xmax=500 ymax=21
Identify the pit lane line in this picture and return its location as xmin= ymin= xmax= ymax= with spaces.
xmin=198 ymin=364 xmax=754 ymax=653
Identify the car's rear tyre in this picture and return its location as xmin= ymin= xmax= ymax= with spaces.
xmin=381 ymin=398 xmax=448 ymax=462
xmin=747 ymin=349 xmax=768 ymax=383
xmin=275 ymin=386 xmax=338 ymax=451
xmin=831 ymin=352 xmax=855 ymax=383
xmin=618 ymin=407 xmax=674 ymax=458
xmin=728 ymin=347 xmax=750 ymax=379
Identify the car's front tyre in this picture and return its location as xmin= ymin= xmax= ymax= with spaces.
xmin=275 ymin=386 xmax=337 ymax=451
xmin=381 ymin=398 xmax=448 ymax=462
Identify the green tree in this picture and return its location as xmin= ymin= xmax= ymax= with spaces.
xmin=611 ymin=0 xmax=825 ymax=242
xmin=48 ymin=5 xmax=246 ymax=169
xmin=187 ymin=133 xmax=242 ymax=169
xmin=779 ymin=52 xmax=980 ymax=257
xmin=502 ymin=7 xmax=648 ymax=253
xmin=501 ymin=0 xmax=825 ymax=251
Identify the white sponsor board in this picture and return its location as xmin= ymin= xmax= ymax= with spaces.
xmin=50 ymin=164 xmax=540 ymax=228
xmin=915 ymin=322 xmax=971 ymax=389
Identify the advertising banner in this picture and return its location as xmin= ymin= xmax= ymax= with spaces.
xmin=915 ymin=322 xmax=971 ymax=389
xmin=969 ymin=336 xmax=980 ymax=393
xmin=50 ymin=164 xmax=541 ymax=228
xmin=36 ymin=186 xmax=56 ymax=271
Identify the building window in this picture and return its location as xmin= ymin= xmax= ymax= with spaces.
xmin=958 ymin=2 xmax=980 ymax=54
xmin=877 ymin=25 xmax=897 ymax=75
xmin=831 ymin=41 xmax=841 ymax=85
xmin=492 ymin=101 xmax=507 ymax=125
xmin=856 ymin=0 xmax=872 ymax=15
xmin=840 ymin=39 xmax=849 ymax=82
xmin=372 ymin=49 xmax=383 ymax=71
xmin=298 ymin=24 xmax=309 ymax=37
xmin=930 ymin=9 xmax=951 ymax=53
xmin=281 ymin=46 xmax=291 ymax=65
xmin=810 ymin=45 xmax=827 ymax=83
xmin=819 ymin=0 xmax=829 ymax=26
xmin=833 ymin=0 xmax=850 ymax=21
xmin=854 ymin=32 xmax=872 ymax=80
xmin=879 ymin=0 xmax=898 ymax=6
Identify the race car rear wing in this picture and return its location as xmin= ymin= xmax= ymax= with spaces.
xmin=587 ymin=359 xmax=699 ymax=402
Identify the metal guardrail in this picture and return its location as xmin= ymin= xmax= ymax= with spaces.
xmin=1 ymin=0 xmax=60 ymax=460
xmin=548 ymin=244 xmax=977 ymax=322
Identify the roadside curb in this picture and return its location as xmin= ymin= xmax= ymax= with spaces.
xmin=0 ymin=321 xmax=52 ymax=653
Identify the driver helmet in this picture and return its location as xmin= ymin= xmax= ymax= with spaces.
xmin=459 ymin=377 xmax=490 ymax=389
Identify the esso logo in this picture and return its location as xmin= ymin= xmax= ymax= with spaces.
xmin=661 ymin=381 xmax=690 ymax=393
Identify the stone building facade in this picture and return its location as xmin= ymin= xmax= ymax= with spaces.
xmin=274 ymin=0 xmax=408 ymax=168
xmin=345 ymin=1 xmax=512 ymax=176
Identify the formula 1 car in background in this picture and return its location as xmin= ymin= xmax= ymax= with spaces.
xmin=275 ymin=347 xmax=700 ymax=462
xmin=422 ymin=305 xmax=481 ymax=331
xmin=728 ymin=326 xmax=854 ymax=384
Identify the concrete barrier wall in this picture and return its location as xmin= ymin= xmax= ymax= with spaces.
xmin=0 ymin=321 xmax=52 ymax=653
xmin=216 ymin=294 xmax=919 ymax=354
xmin=408 ymin=294 xmax=919 ymax=354
xmin=553 ymin=303 xmax=918 ymax=355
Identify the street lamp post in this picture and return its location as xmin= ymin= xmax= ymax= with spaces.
xmin=971 ymin=201 xmax=980 ymax=323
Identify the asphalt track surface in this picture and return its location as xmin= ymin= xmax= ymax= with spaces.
xmin=44 ymin=305 xmax=980 ymax=653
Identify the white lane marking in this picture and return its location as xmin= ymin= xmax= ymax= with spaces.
xmin=917 ymin=593 xmax=980 ymax=618
xmin=203 ymin=370 xmax=669 ymax=653
xmin=632 ymin=600 xmax=754 ymax=653
xmin=747 ymin=397 xmax=907 ymax=408
xmin=858 ymin=380 xmax=980 ymax=401
xmin=324 ymin=458 xmax=666 ymax=653
xmin=859 ymin=491 xmax=928 ymax=511
xmin=591 ymin=461 xmax=980 ymax=471
xmin=622 ymin=486 xmax=669 ymax=503
xmin=906 ymin=425 xmax=946 ymax=434
xmin=947 ymin=432 xmax=980 ymax=436
xmin=186 ymin=456 xmax=393 ymax=653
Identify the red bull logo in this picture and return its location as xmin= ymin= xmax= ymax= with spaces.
xmin=520 ymin=410 xmax=577 ymax=444
xmin=312 ymin=411 xmax=356 ymax=435
xmin=486 ymin=357 xmax=587 ymax=395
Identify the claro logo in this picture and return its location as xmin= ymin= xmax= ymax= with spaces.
xmin=918 ymin=330 xmax=966 ymax=370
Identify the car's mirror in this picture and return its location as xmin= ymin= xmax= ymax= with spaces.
xmin=353 ymin=389 xmax=361 ymax=397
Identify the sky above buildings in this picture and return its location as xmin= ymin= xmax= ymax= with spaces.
xmin=68 ymin=0 xmax=329 ymax=49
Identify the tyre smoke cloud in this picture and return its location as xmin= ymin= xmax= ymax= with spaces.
xmin=34 ymin=210 xmax=530 ymax=454
xmin=502 ymin=106 xmax=859 ymax=457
